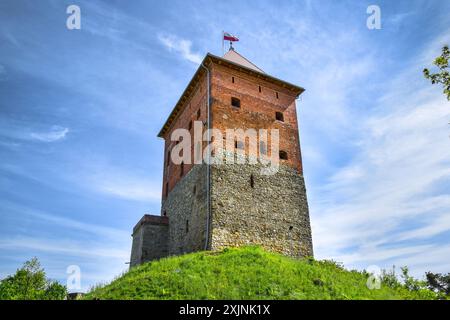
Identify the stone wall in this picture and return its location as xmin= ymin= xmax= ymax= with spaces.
xmin=210 ymin=162 xmax=313 ymax=258
xmin=130 ymin=215 xmax=169 ymax=267
xmin=131 ymin=160 xmax=313 ymax=267
xmin=161 ymin=164 xmax=209 ymax=256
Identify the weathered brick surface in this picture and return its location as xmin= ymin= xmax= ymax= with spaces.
xmin=160 ymin=63 xmax=304 ymax=188
xmin=160 ymin=73 xmax=208 ymax=199
xmin=210 ymin=64 xmax=303 ymax=173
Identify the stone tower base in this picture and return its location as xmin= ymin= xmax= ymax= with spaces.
xmin=130 ymin=163 xmax=313 ymax=267
xmin=210 ymin=163 xmax=313 ymax=258
xmin=130 ymin=215 xmax=168 ymax=267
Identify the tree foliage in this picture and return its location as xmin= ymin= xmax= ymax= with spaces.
xmin=425 ymin=272 xmax=450 ymax=297
xmin=0 ymin=257 xmax=67 ymax=300
xmin=423 ymin=45 xmax=450 ymax=100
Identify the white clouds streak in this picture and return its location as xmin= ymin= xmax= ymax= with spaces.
xmin=0 ymin=121 xmax=69 ymax=143
xmin=0 ymin=237 xmax=128 ymax=260
xmin=25 ymin=206 xmax=129 ymax=240
xmin=30 ymin=125 xmax=69 ymax=142
xmin=78 ymin=163 xmax=162 ymax=203
xmin=311 ymin=32 xmax=450 ymax=276
xmin=94 ymin=177 xmax=161 ymax=202
xmin=158 ymin=34 xmax=202 ymax=64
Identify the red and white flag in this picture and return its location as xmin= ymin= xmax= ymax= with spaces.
xmin=223 ymin=32 xmax=239 ymax=42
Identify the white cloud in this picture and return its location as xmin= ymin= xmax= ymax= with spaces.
xmin=78 ymin=164 xmax=162 ymax=203
xmin=0 ymin=235 xmax=130 ymax=292
xmin=0 ymin=236 xmax=128 ymax=260
xmin=0 ymin=202 xmax=131 ymax=292
xmin=0 ymin=140 xmax=20 ymax=148
xmin=387 ymin=11 xmax=415 ymax=27
xmin=335 ymin=244 xmax=435 ymax=266
xmin=397 ymin=209 xmax=450 ymax=241
xmin=7 ymin=203 xmax=130 ymax=240
xmin=0 ymin=120 xmax=70 ymax=144
xmin=312 ymin=93 xmax=450 ymax=252
xmin=96 ymin=178 xmax=161 ymax=202
xmin=30 ymin=125 xmax=69 ymax=142
xmin=310 ymin=29 xmax=450 ymax=277
xmin=158 ymin=34 xmax=202 ymax=64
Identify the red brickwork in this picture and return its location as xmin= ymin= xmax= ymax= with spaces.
xmin=210 ymin=64 xmax=303 ymax=173
xmin=160 ymin=55 xmax=304 ymax=199
xmin=160 ymin=73 xmax=208 ymax=198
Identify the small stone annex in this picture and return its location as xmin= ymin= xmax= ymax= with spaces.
xmin=130 ymin=48 xmax=313 ymax=267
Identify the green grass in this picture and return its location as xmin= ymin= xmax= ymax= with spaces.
xmin=84 ymin=246 xmax=436 ymax=300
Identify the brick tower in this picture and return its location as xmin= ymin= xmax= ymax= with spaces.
xmin=130 ymin=48 xmax=313 ymax=267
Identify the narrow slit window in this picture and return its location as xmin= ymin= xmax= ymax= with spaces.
xmin=232 ymin=76 xmax=235 ymax=83
xmin=258 ymin=86 xmax=262 ymax=93
xmin=188 ymin=120 xmax=192 ymax=130
xmin=167 ymin=150 xmax=171 ymax=166
xmin=163 ymin=210 xmax=167 ymax=217
xmin=165 ymin=182 xmax=169 ymax=198
xmin=231 ymin=97 xmax=241 ymax=108
xmin=276 ymin=92 xmax=279 ymax=99
xmin=275 ymin=111 xmax=284 ymax=122
xmin=193 ymin=185 xmax=196 ymax=194
xmin=197 ymin=109 xmax=201 ymax=119
xmin=186 ymin=220 xmax=189 ymax=233
xmin=250 ymin=174 xmax=255 ymax=188
xmin=279 ymin=150 xmax=288 ymax=160
xmin=180 ymin=162 xmax=184 ymax=176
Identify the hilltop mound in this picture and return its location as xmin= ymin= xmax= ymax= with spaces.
xmin=85 ymin=246 xmax=435 ymax=300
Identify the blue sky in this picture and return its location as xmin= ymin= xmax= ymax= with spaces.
xmin=0 ymin=0 xmax=449 ymax=291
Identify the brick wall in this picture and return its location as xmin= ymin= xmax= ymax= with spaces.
xmin=210 ymin=64 xmax=303 ymax=173
xmin=160 ymin=62 xmax=305 ymax=197
xmin=160 ymin=73 xmax=208 ymax=201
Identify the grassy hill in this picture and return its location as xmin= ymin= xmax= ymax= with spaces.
xmin=85 ymin=246 xmax=436 ymax=300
